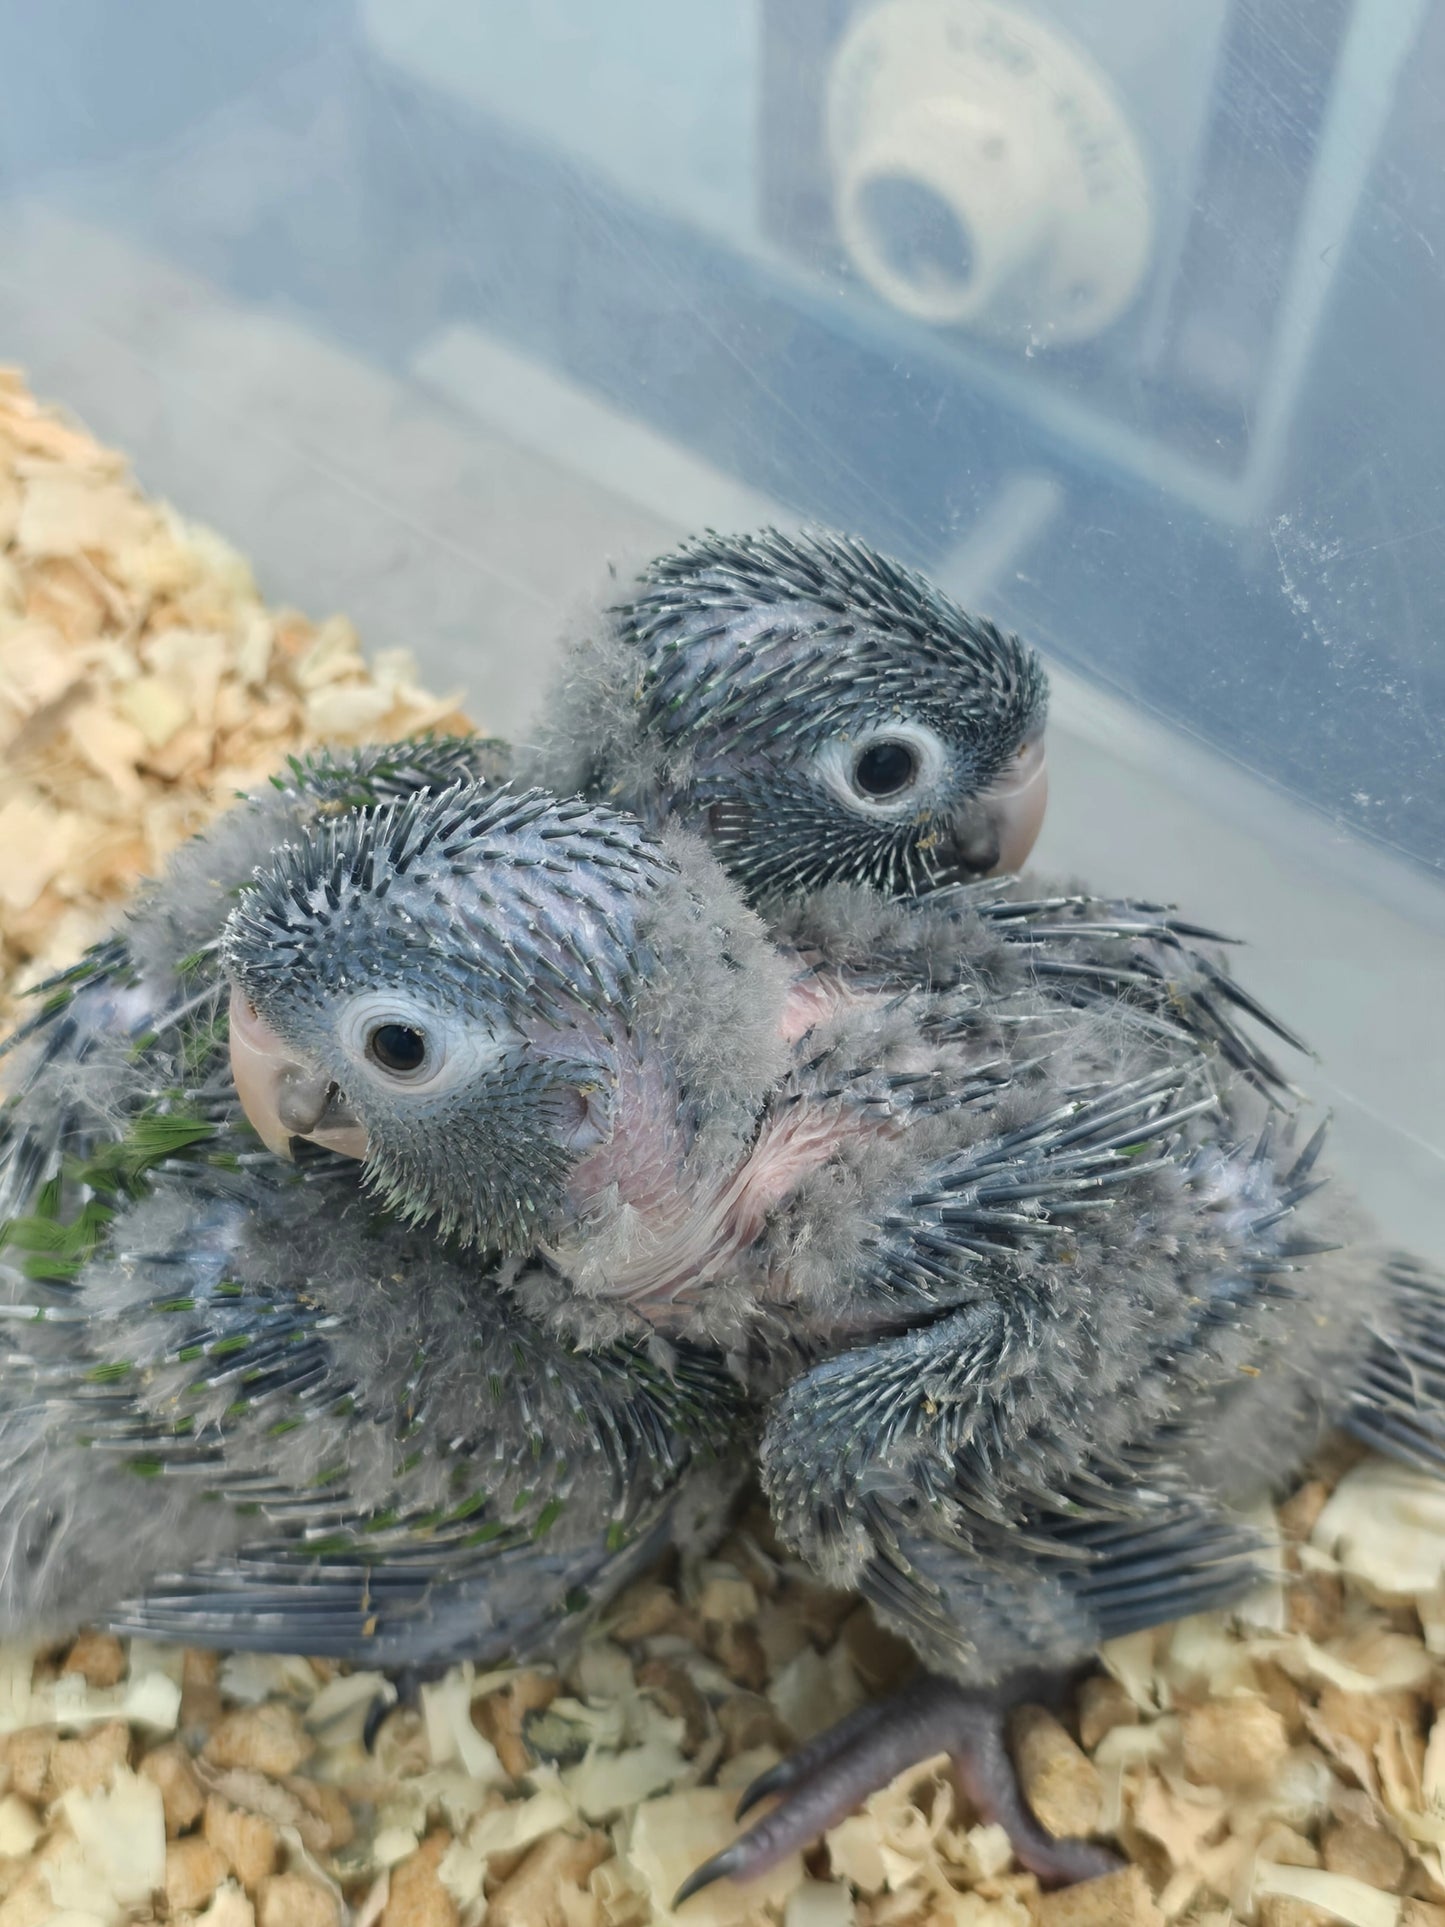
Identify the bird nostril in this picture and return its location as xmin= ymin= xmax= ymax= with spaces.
xmin=317 ymin=1083 xmax=355 ymax=1128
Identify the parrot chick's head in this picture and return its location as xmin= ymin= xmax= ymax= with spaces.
xmin=540 ymin=526 xmax=1048 ymax=905
xmin=222 ymin=783 xmax=668 ymax=1255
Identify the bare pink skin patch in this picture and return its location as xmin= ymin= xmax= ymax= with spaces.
xmin=553 ymin=973 xmax=917 ymax=1328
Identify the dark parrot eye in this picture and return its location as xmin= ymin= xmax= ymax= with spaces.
xmin=367 ymin=1023 xmax=428 ymax=1075
xmin=852 ymin=739 xmax=920 ymax=798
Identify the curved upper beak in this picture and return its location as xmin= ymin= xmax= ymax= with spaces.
xmin=228 ymin=987 xmax=369 ymax=1161
xmin=944 ymin=734 xmax=1048 ymax=879
xmin=985 ymin=732 xmax=1048 ymax=875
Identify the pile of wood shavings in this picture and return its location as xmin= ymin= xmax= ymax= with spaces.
xmin=3 ymin=376 xmax=1445 ymax=1927
xmin=5 ymin=1468 xmax=1445 ymax=1927
xmin=0 ymin=368 xmax=466 ymax=1026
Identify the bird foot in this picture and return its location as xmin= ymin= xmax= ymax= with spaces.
xmin=673 ymin=1674 xmax=1118 ymax=1908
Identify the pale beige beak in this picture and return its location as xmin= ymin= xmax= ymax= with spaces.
xmin=228 ymin=986 xmax=370 ymax=1161
xmin=983 ymin=733 xmax=1048 ymax=874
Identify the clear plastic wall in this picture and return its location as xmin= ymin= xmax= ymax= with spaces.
xmin=0 ymin=0 xmax=1439 ymax=1254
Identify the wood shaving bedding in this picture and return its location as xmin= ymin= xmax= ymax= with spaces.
xmin=2 ymin=375 xmax=1443 ymax=1927
xmin=0 ymin=369 xmax=466 ymax=1027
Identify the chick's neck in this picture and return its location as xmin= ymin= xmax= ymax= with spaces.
xmin=542 ymin=969 xmax=906 ymax=1336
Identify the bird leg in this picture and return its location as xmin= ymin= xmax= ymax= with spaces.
xmin=673 ymin=1672 xmax=1118 ymax=1907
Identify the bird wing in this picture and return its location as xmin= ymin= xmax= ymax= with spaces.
xmin=2 ymin=1143 xmax=743 ymax=1663
xmin=762 ymin=1100 xmax=1334 ymax=1676
xmin=846 ymin=1059 xmax=1222 ymax=1318
xmin=920 ymin=882 xmax=1310 ymax=1101
xmin=761 ymin=1306 xmax=1272 ymax=1679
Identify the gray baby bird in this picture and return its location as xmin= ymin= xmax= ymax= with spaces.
xmin=519 ymin=526 xmax=1439 ymax=1896
xmin=215 ymin=778 xmax=1424 ymax=1901
xmin=0 ymin=771 xmax=745 ymax=1676
xmin=532 ymin=525 xmax=1049 ymax=903
xmin=524 ymin=525 xmax=1302 ymax=1098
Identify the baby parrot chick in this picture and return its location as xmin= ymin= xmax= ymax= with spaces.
xmin=217 ymin=778 xmax=1430 ymax=1899
xmin=527 ymin=526 xmax=1304 ymax=1098
xmin=0 ymin=765 xmax=744 ymax=1672
xmin=534 ymin=525 xmax=1048 ymax=902
xmin=526 ymin=526 xmax=1441 ymax=1893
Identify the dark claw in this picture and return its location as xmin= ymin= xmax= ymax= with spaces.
xmin=673 ymin=1842 xmax=748 ymax=1909
xmin=362 ymin=1684 xmax=400 ymax=1753
xmin=677 ymin=1673 xmax=1121 ymax=1904
xmin=362 ymin=1661 xmax=445 ymax=1752
xmin=734 ymin=1757 xmax=795 ymax=1822
xmin=734 ymin=1690 xmax=894 ymax=1821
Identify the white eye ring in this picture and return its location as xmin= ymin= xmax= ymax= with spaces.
xmin=814 ymin=721 xmax=949 ymax=818
xmin=336 ymin=992 xmax=516 ymax=1097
